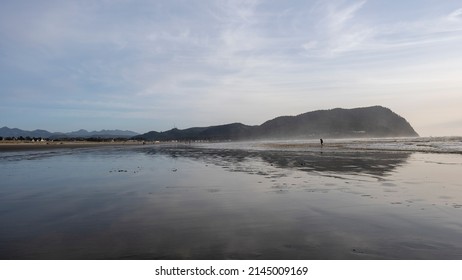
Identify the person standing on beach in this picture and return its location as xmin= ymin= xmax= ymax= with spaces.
xmin=320 ymin=138 xmax=324 ymax=146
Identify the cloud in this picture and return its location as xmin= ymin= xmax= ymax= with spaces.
xmin=326 ymin=0 xmax=367 ymax=32
xmin=296 ymin=1 xmax=462 ymax=58
xmin=447 ymin=8 xmax=462 ymax=22
xmin=296 ymin=0 xmax=372 ymax=56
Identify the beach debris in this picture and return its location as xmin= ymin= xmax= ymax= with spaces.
xmin=109 ymin=169 xmax=129 ymax=173
xmin=172 ymin=168 xmax=177 ymax=172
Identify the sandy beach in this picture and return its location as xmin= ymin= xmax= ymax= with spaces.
xmin=0 ymin=141 xmax=146 ymax=151
xmin=1 ymin=139 xmax=462 ymax=259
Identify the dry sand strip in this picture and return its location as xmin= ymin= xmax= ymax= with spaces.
xmin=0 ymin=141 xmax=145 ymax=151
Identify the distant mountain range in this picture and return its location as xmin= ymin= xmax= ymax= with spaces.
xmin=135 ymin=106 xmax=419 ymax=141
xmin=0 ymin=127 xmax=139 ymax=139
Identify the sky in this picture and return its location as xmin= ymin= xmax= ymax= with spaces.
xmin=1 ymin=0 xmax=461 ymax=136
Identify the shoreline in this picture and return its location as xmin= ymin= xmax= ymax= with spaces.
xmin=2 ymin=137 xmax=462 ymax=154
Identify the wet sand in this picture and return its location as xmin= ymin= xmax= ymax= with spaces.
xmin=1 ymin=141 xmax=462 ymax=259
xmin=0 ymin=141 xmax=144 ymax=151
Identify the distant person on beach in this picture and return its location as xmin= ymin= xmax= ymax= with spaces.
xmin=320 ymin=138 xmax=324 ymax=146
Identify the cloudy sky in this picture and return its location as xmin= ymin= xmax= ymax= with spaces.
xmin=1 ymin=0 xmax=461 ymax=136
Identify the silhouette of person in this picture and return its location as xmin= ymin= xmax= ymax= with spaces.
xmin=320 ymin=138 xmax=324 ymax=146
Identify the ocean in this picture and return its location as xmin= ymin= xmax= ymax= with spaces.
xmin=1 ymin=137 xmax=462 ymax=259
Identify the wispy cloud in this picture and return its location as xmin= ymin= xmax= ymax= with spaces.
xmin=447 ymin=8 xmax=462 ymax=22
xmin=296 ymin=0 xmax=372 ymax=57
xmin=298 ymin=1 xmax=462 ymax=57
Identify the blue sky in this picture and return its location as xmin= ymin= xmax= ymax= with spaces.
xmin=1 ymin=0 xmax=461 ymax=136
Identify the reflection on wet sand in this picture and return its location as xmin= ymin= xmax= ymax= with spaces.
xmin=1 ymin=144 xmax=462 ymax=260
xmin=144 ymin=145 xmax=411 ymax=177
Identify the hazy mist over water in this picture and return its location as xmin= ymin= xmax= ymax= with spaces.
xmin=1 ymin=138 xmax=462 ymax=259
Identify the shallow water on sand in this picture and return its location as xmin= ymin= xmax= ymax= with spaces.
xmin=1 ymin=142 xmax=462 ymax=259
